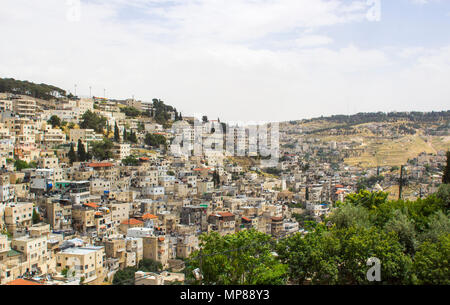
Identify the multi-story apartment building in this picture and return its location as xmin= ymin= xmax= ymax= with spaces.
xmin=107 ymin=202 xmax=130 ymax=227
xmin=56 ymin=246 xmax=105 ymax=284
xmin=11 ymin=235 xmax=49 ymax=275
xmin=4 ymin=202 xmax=34 ymax=234
xmin=207 ymin=212 xmax=236 ymax=236
xmin=142 ymin=235 xmax=169 ymax=268
xmin=43 ymin=199 xmax=72 ymax=231
xmin=12 ymin=99 xmax=37 ymax=119
xmin=69 ymin=129 xmax=103 ymax=148
xmin=67 ymin=181 xmax=90 ymax=205
xmin=72 ymin=204 xmax=96 ymax=234
xmin=112 ymin=143 xmax=131 ymax=160
xmin=36 ymin=124 xmax=66 ymax=147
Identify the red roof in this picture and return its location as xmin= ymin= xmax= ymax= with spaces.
xmin=242 ymin=216 xmax=251 ymax=222
xmin=158 ymin=237 xmax=165 ymax=242
xmin=139 ymin=157 xmax=150 ymax=161
xmin=218 ymin=212 xmax=234 ymax=218
xmin=142 ymin=213 xmax=158 ymax=220
xmin=335 ymin=184 xmax=344 ymax=188
xmin=87 ymin=162 xmax=114 ymax=168
xmin=84 ymin=202 xmax=99 ymax=209
xmin=121 ymin=219 xmax=143 ymax=225
xmin=7 ymin=279 xmax=42 ymax=286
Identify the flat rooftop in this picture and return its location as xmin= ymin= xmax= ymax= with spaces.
xmin=61 ymin=246 xmax=103 ymax=255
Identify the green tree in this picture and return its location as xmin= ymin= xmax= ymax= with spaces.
xmin=443 ymin=151 xmax=450 ymax=184
xmin=77 ymin=139 xmax=87 ymax=162
xmin=436 ymin=183 xmax=450 ymax=210
xmin=61 ymin=267 xmax=69 ymax=278
xmin=277 ymin=229 xmax=340 ymax=284
xmin=137 ymin=122 xmax=145 ymax=132
xmin=189 ymin=230 xmax=287 ymax=285
xmin=68 ymin=143 xmax=77 ymax=164
xmin=412 ymin=233 xmax=450 ymax=285
xmin=419 ymin=210 xmax=450 ymax=243
xmin=202 ymin=115 xmax=208 ymax=123
xmin=80 ymin=110 xmax=107 ymax=133
xmin=344 ymin=189 xmax=389 ymax=210
xmin=138 ymin=259 xmax=162 ymax=272
xmin=32 ymin=209 xmax=40 ymax=224
xmin=212 ymin=170 xmax=220 ymax=187
xmin=47 ymin=115 xmax=61 ymax=128
xmin=114 ymin=123 xmax=120 ymax=142
xmin=122 ymin=155 xmax=139 ymax=166
xmin=123 ymin=127 xmax=127 ymax=142
xmin=120 ymin=106 xmax=141 ymax=118
xmin=14 ymin=159 xmax=30 ymax=171
xmin=327 ymin=203 xmax=372 ymax=229
xmin=333 ymin=226 xmax=412 ymax=284
xmin=384 ymin=209 xmax=418 ymax=255
xmin=278 ymin=225 xmax=413 ymax=285
xmin=90 ymin=138 xmax=114 ymax=161
xmin=144 ymin=133 xmax=166 ymax=148
xmin=129 ymin=131 xmax=137 ymax=143
xmin=112 ymin=267 xmax=136 ymax=285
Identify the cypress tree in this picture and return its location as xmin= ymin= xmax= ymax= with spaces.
xmin=77 ymin=139 xmax=87 ymax=162
xmin=123 ymin=128 xmax=127 ymax=142
xmin=443 ymin=151 xmax=450 ymax=184
xmin=68 ymin=143 xmax=77 ymax=164
xmin=114 ymin=123 xmax=120 ymax=142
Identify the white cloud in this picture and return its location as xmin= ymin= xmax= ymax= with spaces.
xmin=0 ymin=0 xmax=449 ymax=122
xmin=294 ymin=35 xmax=334 ymax=48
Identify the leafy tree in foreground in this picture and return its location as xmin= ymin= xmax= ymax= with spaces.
xmin=327 ymin=202 xmax=371 ymax=230
xmin=412 ymin=233 xmax=450 ymax=285
xmin=278 ymin=225 xmax=412 ymax=285
xmin=189 ymin=230 xmax=287 ymax=285
xmin=436 ymin=183 xmax=450 ymax=210
xmin=384 ymin=209 xmax=418 ymax=255
xmin=419 ymin=210 xmax=450 ymax=243
xmin=277 ymin=228 xmax=340 ymax=284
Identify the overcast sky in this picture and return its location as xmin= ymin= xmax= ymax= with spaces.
xmin=1 ymin=0 xmax=450 ymax=123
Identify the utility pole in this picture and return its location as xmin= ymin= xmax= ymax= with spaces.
xmin=398 ymin=165 xmax=404 ymax=200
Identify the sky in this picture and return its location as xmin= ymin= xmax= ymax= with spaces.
xmin=1 ymin=0 xmax=450 ymax=123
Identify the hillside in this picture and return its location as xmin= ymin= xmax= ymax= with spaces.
xmin=0 ymin=77 xmax=67 ymax=100
xmin=281 ymin=112 xmax=450 ymax=168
